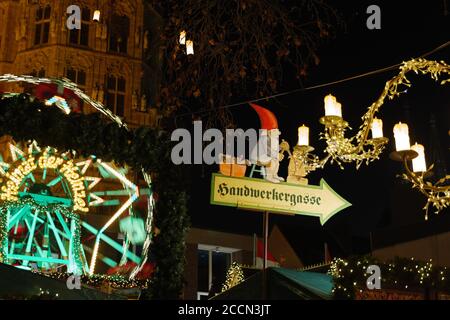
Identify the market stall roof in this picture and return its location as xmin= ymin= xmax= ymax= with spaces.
xmin=212 ymin=267 xmax=334 ymax=300
xmin=275 ymin=268 xmax=333 ymax=300
xmin=0 ymin=263 xmax=125 ymax=300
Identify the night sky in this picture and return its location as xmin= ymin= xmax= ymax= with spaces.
xmin=188 ymin=0 xmax=450 ymax=265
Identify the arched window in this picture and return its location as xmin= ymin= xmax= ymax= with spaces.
xmin=68 ymin=7 xmax=90 ymax=47
xmin=108 ymin=14 xmax=129 ymax=54
xmin=34 ymin=5 xmax=51 ymax=45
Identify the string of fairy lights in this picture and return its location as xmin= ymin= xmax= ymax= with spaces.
xmin=33 ymin=270 xmax=149 ymax=290
xmin=329 ymin=256 xmax=450 ymax=299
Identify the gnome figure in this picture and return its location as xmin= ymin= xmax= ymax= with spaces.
xmin=249 ymin=103 xmax=285 ymax=183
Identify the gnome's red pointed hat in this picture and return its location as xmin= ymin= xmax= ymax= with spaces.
xmin=249 ymin=103 xmax=278 ymax=130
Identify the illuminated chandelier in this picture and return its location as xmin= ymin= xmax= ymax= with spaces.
xmin=390 ymin=124 xmax=450 ymax=219
xmin=282 ymin=58 xmax=449 ymax=217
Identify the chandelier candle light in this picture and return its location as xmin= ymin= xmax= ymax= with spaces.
xmin=93 ymin=10 xmax=101 ymax=22
xmin=276 ymin=58 xmax=449 ymax=216
xmin=186 ymin=40 xmax=194 ymax=55
xmin=390 ymin=122 xmax=418 ymax=162
xmin=324 ymin=94 xmax=342 ymax=117
xmin=411 ymin=143 xmax=427 ymax=173
xmin=393 ymin=122 xmax=411 ymax=151
xmin=179 ymin=30 xmax=186 ymax=45
xmin=370 ymin=118 xmax=384 ymax=139
xmin=297 ymin=125 xmax=309 ymax=146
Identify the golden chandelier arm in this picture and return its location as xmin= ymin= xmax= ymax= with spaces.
xmin=321 ymin=58 xmax=450 ymax=169
xmin=356 ymin=58 xmax=450 ymax=150
xmin=400 ymin=156 xmax=450 ymax=219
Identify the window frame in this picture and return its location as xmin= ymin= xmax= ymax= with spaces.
xmin=34 ymin=5 xmax=51 ymax=46
xmin=106 ymin=75 xmax=126 ymax=117
xmin=108 ymin=14 xmax=130 ymax=55
xmin=67 ymin=7 xmax=91 ymax=47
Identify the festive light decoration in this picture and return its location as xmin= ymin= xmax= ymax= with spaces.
xmin=45 ymin=96 xmax=71 ymax=114
xmin=0 ymin=197 xmax=83 ymax=272
xmin=370 ymin=118 xmax=384 ymax=139
xmin=186 ymin=40 xmax=194 ymax=55
xmin=393 ymin=122 xmax=411 ymax=151
xmin=329 ymin=256 xmax=450 ymax=300
xmin=278 ymin=58 xmax=449 ymax=217
xmin=0 ymin=74 xmax=158 ymax=279
xmin=0 ymin=146 xmax=89 ymax=213
xmin=33 ymin=270 xmax=148 ymax=290
xmin=305 ymin=59 xmax=449 ymax=170
xmin=297 ymin=125 xmax=309 ymax=146
xmin=87 ymin=160 xmax=139 ymax=275
xmin=221 ymin=262 xmax=245 ymax=293
xmin=179 ymin=30 xmax=186 ymax=45
xmin=411 ymin=143 xmax=427 ymax=173
xmin=0 ymin=78 xmax=190 ymax=298
xmin=0 ymin=75 xmax=126 ymax=128
xmin=93 ymin=10 xmax=101 ymax=22
xmin=385 ymin=59 xmax=450 ymax=218
xmin=0 ymin=141 xmax=149 ymax=276
xmin=324 ymin=94 xmax=342 ymax=117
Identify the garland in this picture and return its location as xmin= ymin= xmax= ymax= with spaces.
xmin=0 ymin=94 xmax=190 ymax=299
xmin=329 ymin=255 xmax=450 ymax=299
xmin=34 ymin=270 xmax=149 ymax=290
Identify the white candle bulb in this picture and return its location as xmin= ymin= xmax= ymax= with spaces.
xmin=186 ymin=40 xmax=194 ymax=55
xmin=393 ymin=122 xmax=411 ymax=151
xmin=93 ymin=10 xmax=101 ymax=22
xmin=179 ymin=30 xmax=186 ymax=45
xmin=371 ymin=118 xmax=384 ymax=139
xmin=411 ymin=143 xmax=427 ymax=172
xmin=297 ymin=125 xmax=309 ymax=146
xmin=324 ymin=94 xmax=342 ymax=117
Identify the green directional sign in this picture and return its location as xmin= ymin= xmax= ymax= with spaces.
xmin=210 ymin=173 xmax=351 ymax=225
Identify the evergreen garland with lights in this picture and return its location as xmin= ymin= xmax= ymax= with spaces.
xmin=329 ymin=255 xmax=450 ymax=299
xmin=0 ymin=94 xmax=190 ymax=299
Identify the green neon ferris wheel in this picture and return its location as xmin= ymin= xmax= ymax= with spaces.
xmin=0 ymin=140 xmax=152 ymax=276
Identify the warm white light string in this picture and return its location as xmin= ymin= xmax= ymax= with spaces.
xmin=0 ymin=74 xmax=127 ymax=129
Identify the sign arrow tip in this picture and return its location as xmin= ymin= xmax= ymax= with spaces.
xmin=319 ymin=179 xmax=352 ymax=225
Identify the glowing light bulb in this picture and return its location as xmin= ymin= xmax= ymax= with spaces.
xmin=179 ymin=30 xmax=186 ymax=45
xmin=186 ymin=40 xmax=194 ymax=55
xmin=411 ymin=143 xmax=427 ymax=172
xmin=324 ymin=94 xmax=342 ymax=117
xmin=393 ymin=122 xmax=411 ymax=151
xmin=93 ymin=10 xmax=101 ymax=22
xmin=297 ymin=125 xmax=309 ymax=146
xmin=370 ymin=118 xmax=384 ymax=139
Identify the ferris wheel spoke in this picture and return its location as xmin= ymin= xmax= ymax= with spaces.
xmin=7 ymin=206 xmax=27 ymax=229
xmin=26 ymin=173 xmax=36 ymax=183
xmin=22 ymin=217 xmax=46 ymax=263
xmin=54 ymin=210 xmax=71 ymax=237
xmin=24 ymin=209 xmax=39 ymax=256
xmin=42 ymin=167 xmax=47 ymax=182
xmin=46 ymin=176 xmax=63 ymax=187
xmin=45 ymin=211 xmax=68 ymax=258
